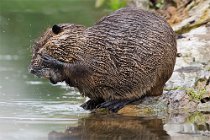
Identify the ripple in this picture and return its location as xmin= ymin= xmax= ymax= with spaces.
xmin=0 ymin=100 xmax=89 ymax=119
xmin=25 ymin=81 xmax=44 ymax=85
xmin=0 ymin=116 xmax=78 ymax=122
xmin=0 ymin=55 xmax=19 ymax=61
xmin=0 ymin=67 xmax=15 ymax=72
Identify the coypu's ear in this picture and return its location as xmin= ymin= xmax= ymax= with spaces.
xmin=52 ymin=24 xmax=62 ymax=34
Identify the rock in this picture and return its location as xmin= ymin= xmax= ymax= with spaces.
xmin=118 ymin=90 xmax=199 ymax=116
xmin=166 ymin=25 xmax=210 ymax=89
xmin=197 ymin=102 xmax=210 ymax=111
xmin=172 ymin=0 xmax=210 ymax=33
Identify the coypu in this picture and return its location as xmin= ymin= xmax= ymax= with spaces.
xmin=29 ymin=7 xmax=177 ymax=112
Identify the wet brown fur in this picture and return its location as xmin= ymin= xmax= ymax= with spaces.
xmin=30 ymin=8 xmax=177 ymax=103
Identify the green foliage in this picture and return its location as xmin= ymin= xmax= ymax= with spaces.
xmin=186 ymin=88 xmax=206 ymax=101
xmin=187 ymin=112 xmax=206 ymax=124
xmin=164 ymin=86 xmax=206 ymax=101
xmin=95 ymin=0 xmax=106 ymax=8
xmin=108 ymin=0 xmax=127 ymax=10
xmin=164 ymin=86 xmax=182 ymax=91
xmin=149 ymin=0 xmax=165 ymax=9
xmin=95 ymin=0 xmax=127 ymax=10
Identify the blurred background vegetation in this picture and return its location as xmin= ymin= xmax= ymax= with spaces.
xmin=95 ymin=0 xmax=127 ymax=10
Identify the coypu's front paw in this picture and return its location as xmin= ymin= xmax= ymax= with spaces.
xmin=41 ymin=54 xmax=63 ymax=70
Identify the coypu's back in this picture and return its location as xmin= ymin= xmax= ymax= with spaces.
xmin=82 ymin=7 xmax=177 ymax=100
xmin=29 ymin=7 xmax=177 ymax=112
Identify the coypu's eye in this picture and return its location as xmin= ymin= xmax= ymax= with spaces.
xmin=52 ymin=24 xmax=62 ymax=34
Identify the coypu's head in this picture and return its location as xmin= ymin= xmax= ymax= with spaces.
xmin=29 ymin=24 xmax=86 ymax=84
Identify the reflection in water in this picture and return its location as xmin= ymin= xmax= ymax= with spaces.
xmin=48 ymin=112 xmax=210 ymax=140
xmin=48 ymin=114 xmax=169 ymax=140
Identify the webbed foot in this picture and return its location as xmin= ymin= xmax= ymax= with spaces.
xmin=81 ymin=99 xmax=104 ymax=110
xmin=97 ymin=100 xmax=132 ymax=113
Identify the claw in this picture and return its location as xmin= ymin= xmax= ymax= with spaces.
xmin=41 ymin=54 xmax=51 ymax=60
xmin=41 ymin=54 xmax=63 ymax=69
xmin=81 ymin=99 xmax=104 ymax=110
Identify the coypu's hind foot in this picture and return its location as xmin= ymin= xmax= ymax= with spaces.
xmin=97 ymin=100 xmax=132 ymax=113
xmin=81 ymin=99 xmax=104 ymax=110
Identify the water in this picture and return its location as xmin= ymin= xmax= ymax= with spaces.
xmin=0 ymin=0 xmax=209 ymax=140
